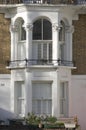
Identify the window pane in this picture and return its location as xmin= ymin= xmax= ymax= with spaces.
xmin=32 ymin=83 xmax=52 ymax=115
xmin=38 ymin=44 xmax=41 ymax=59
xmin=48 ymin=100 xmax=52 ymax=114
xmin=49 ymin=43 xmax=52 ymax=60
xmin=21 ymin=27 xmax=26 ymax=40
xmin=33 ymin=19 xmax=42 ymax=40
xmin=43 ymin=19 xmax=52 ymax=40
xmin=43 ymin=43 xmax=47 ymax=59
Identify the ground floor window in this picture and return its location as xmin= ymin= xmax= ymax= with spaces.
xmin=14 ymin=81 xmax=25 ymax=117
xmin=32 ymin=82 xmax=52 ymax=115
xmin=60 ymin=82 xmax=69 ymax=117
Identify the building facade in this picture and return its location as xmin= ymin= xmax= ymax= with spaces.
xmin=0 ymin=0 xmax=86 ymax=130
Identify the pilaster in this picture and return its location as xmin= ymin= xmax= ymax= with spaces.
xmin=65 ymin=25 xmax=74 ymax=62
xmin=52 ymin=23 xmax=60 ymax=65
xmin=24 ymin=23 xmax=33 ymax=60
xmin=10 ymin=24 xmax=19 ymax=61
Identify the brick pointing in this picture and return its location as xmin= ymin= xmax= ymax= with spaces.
xmin=0 ymin=13 xmax=10 ymax=74
xmin=72 ymin=14 xmax=86 ymax=75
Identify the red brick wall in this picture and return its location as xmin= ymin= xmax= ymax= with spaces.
xmin=72 ymin=14 xmax=86 ymax=74
xmin=0 ymin=14 xmax=11 ymax=74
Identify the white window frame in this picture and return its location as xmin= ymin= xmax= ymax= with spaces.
xmin=32 ymin=40 xmax=52 ymax=63
xmin=60 ymin=82 xmax=69 ymax=117
xmin=32 ymin=82 xmax=52 ymax=115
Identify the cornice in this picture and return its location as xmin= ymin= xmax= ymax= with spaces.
xmin=0 ymin=4 xmax=86 ymax=19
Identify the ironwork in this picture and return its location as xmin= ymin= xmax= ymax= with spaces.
xmin=0 ymin=0 xmax=86 ymax=5
xmin=7 ymin=59 xmax=74 ymax=68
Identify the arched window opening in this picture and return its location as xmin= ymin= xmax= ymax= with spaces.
xmin=33 ymin=18 xmax=52 ymax=40
xmin=32 ymin=18 xmax=52 ymax=64
xmin=59 ymin=20 xmax=65 ymax=61
xmin=59 ymin=20 xmax=65 ymax=42
xmin=15 ymin=18 xmax=26 ymax=60
xmin=19 ymin=20 xmax=26 ymax=41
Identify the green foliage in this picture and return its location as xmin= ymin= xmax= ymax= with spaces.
xmin=45 ymin=115 xmax=57 ymax=123
xmin=25 ymin=113 xmax=42 ymax=125
xmin=24 ymin=113 xmax=65 ymax=129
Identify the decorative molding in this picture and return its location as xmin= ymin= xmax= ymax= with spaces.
xmin=10 ymin=25 xmax=19 ymax=32
xmin=25 ymin=23 xmax=33 ymax=31
xmin=65 ymin=25 xmax=74 ymax=33
xmin=52 ymin=23 xmax=60 ymax=31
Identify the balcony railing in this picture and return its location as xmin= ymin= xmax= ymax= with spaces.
xmin=0 ymin=0 xmax=86 ymax=5
xmin=7 ymin=59 xmax=74 ymax=69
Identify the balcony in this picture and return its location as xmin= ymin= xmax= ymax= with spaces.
xmin=6 ymin=59 xmax=74 ymax=69
xmin=0 ymin=0 xmax=86 ymax=5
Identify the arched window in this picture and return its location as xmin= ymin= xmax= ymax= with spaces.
xmin=18 ymin=20 xmax=26 ymax=41
xmin=15 ymin=18 xmax=26 ymax=60
xmin=32 ymin=18 xmax=52 ymax=64
xmin=33 ymin=18 xmax=52 ymax=40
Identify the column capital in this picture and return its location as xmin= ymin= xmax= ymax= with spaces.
xmin=52 ymin=23 xmax=60 ymax=31
xmin=25 ymin=23 xmax=33 ymax=31
xmin=65 ymin=25 xmax=74 ymax=33
xmin=10 ymin=25 xmax=19 ymax=32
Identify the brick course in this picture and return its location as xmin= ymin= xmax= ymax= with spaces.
xmin=0 ymin=13 xmax=10 ymax=74
xmin=72 ymin=14 xmax=86 ymax=74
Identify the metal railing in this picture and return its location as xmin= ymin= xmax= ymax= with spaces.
xmin=0 ymin=0 xmax=86 ymax=5
xmin=7 ymin=59 xmax=74 ymax=68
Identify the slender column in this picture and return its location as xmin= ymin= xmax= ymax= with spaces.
xmin=52 ymin=70 xmax=60 ymax=117
xmin=52 ymin=23 xmax=60 ymax=65
xmin=25 ymin=23 xmax=33 ymax=60
xmin=10 ymin=25 xmax=18 ymax=114
xmin=10 ymin=25 xmax=19 ymax=61
xmin=24 ymin=23 xmax=33 ymax=116
xmin=24 ymin=69 xmax=32 ymax=116
xmin=65 ymin=25 xmax=74 ymax=62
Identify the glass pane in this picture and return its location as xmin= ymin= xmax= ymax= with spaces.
xmin=38 ymin=44 xmax=41 ymax=59
xmin=33 ymin=19 xmax=42 ymax=40
xmin=43 ymin=43 xmax=47 ymax=59
xmin=32 ymin=83 xmax=52 ymax=115
xmin=32 ymin=100 xmax=37 ymax=114
xmin=37 ymin=100 xmax=41 ymax=114
xmin=49 ymin=43 xmax=52 ymax=61
xmin=48 ymin=100 xmax=52 ymax=114
xmin=43 ymin=19 xmax=52 ymax=40
xmin=42 ymin=100 xmax=47 ymax=114
xmin=21 ymin=27 xmax=26 ymax=40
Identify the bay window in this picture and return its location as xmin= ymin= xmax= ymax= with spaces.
xmin=32 ymin=18 xmax=52 ymax=64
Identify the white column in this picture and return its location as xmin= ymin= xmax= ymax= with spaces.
xmin=25 ymin=23 xmax=33 ymax=60
xmin=24 ymin=23 xmax=33 ymax=115
xmin=52 ymin=70 xmax=60 ymax=117
xmin=10 ymin=70 xmax=15 ymax=114
xmin=25 ymin=69 xmax=32 ymax=116
xmin=10 ymin=25 xmax=19 ymax=61
xmin=52 ymin=23 xmax=60 ymax=65
xmin=65 ymin=25 xmax=74 ymax=62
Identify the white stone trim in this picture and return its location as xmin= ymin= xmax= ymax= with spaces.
xmin=0 ymin=74 xmax=11 ymax=79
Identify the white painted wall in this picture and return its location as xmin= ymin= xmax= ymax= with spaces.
xmin=71 ymin=75 xmax=86 ymax=130
xmin=0 ymin=74 xmax=15 ymax=121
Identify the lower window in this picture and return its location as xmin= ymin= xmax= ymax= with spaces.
xmin=32 ymin=82 xmax=52 ymax=115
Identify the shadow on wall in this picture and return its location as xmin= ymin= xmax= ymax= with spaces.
xmin=0 ymin=108 xmax=16 ymax=122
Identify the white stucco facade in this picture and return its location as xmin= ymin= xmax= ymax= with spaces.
xmin=0 ymin=3 xmax=86 ymax=130
xmin=8 ymin=5 xmax=74 ymax=118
